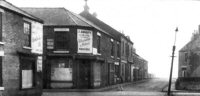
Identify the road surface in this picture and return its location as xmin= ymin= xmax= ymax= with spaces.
xmin=43 ymin=78 xmax=169 ymax=96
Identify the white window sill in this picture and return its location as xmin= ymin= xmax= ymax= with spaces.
xmin=97 ymin=53 xmax=101 ymax=55
xmin=0 ymin=87 xmax=4 ymax=90
xmin=0 ymin=42 xmax=5 ymax=45
xmin=53 ymin=51 xmax=69 ymax=53
xmin=23 ymin=46 xmax=32 ymax=50
xmin=111 ymin=56 xmax=114 ymax=58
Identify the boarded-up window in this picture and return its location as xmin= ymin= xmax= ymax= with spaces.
xmin=21 ymin=57 xmax=35 ymax=89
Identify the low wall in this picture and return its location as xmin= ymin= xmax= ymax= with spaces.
xmin=176 ymin=77 xmax=200 ymax=91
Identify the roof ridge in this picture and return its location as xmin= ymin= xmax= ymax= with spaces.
xmin=20 ymin=7 xmax=65 ymax=9
xmin=63 ymin=8 xmax=78 ymax=25
xmin=1 ymin=0 xmax=43 ymax=22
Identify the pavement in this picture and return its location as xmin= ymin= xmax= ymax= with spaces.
xmin=43 ymin=79 xmax=149 ymax=92
xmin=162 ymin=82 xmax=200 ymax=96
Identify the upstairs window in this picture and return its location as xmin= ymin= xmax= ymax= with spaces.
xmin=117 ymin=42 xmax=120 ymax=58
xmin=0 ymin=12 xmax=2 ymax=42
xmin=111 ymin=39 xmax=114 ymax=56
xmin=122 ymin=41 xmax=124 ymax=56
xmin=54 ymin=28 xmax=70 ymax=50
xmin=185 ymin=52 xmax=188 ymax=62
xmin=126 ymin=44 xmax=129 ymax=57
xmin=97 ymin=32 xmax=101 ymax=53
xmin=24 ymin=21 xmax=31 ymax=47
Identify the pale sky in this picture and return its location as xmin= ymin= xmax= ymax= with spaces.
xmin=7 ymin=0 xmax=200 ymax=78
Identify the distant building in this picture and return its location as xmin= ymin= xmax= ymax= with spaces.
xmin=176 ymin=27 xmax=200 ymax=90
xmin=0 ymin=1 xmax=43 ymax=96
xmin=80 ymin=1 xmax=134 ymax=84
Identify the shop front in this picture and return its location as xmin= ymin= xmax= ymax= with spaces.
xmin=44 ymin=56 xmax=73 ymax=89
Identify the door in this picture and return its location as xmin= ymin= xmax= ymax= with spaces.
xmin=79 ymin=60 xmax=91 ymax=88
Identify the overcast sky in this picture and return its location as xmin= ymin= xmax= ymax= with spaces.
xmin=7 ymin=0 xmax=200 ymax=78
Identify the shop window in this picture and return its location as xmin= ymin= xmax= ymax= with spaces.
xmin=51 ymin=58 xmax=72 ymax=81
xmin=21 ymin=57 xmax=35 ymax=89
xmin=24 ymin=21 xmax=31 ymax=47
xmin=54 ymin=31 xmax=69 ymax=50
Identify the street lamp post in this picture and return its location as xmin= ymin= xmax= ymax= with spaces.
xmin=167 ymin=27 xmax=178 ymax=96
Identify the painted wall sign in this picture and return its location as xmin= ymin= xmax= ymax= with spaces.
xmin=77 ymin=29 xmax=93 ymax=53
xmin=47 ymin=39 xmax=54 ymax=49
xmin=31 ymin=21 xmax=43 ymax=54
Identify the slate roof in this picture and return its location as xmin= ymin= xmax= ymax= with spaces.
xmin=179 ymin=36 xmax=200 ymax=52
xmin=80 ymin=11 xmax=132 ymax=43
xmin=21 ymin=8 xmax=111 ymax=35
xmin=0 ymin=0 xmax=43 ymax=23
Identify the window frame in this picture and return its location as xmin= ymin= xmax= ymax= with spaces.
xmin=23 ymin=21 xmax=31 ymax=48
xmin=54 ymin=30 xmax=70 ymax=51
xmin=117 ymin=42 xmax=120 ymax=58
xmin=111 ymin=39 xmax=114 ymax=57
xmin=97 ymin=34 xmax=101 ymax=54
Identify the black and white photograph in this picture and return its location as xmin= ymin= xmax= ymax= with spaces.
xmin=0 ymin=0 xmax=199 ymax=96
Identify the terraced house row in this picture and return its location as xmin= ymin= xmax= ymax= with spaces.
xmin=0 ymin=0 xmax=148 ymax=96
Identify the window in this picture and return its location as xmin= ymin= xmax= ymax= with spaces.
xmin=111 ymin=39 xmax=114 ymax=56
xmin=97 ymin=35 xmax=101 ymax=53
xmin=185 ymin=53 xmax=188 ymax=62
xmin=0 ymin=12 xmax=2 ymax=42
xmin=24 ymin=21 xmax=31 ymax=47
xmin=126 ymin=44 xmax=129 ymax=57
xmin=117 ymin=42 xmax=120 ymax=58
xmin=123 ymin=42 xmax=126 ymax=56
xmin=0 ymin=57 xmax=2 ymax=86
xmin=122 ymin=41 xmax=124 ymax=56
xmin=21 ymin=57 xmax=35 ymax=89
xmin=51 ymin=58 xmax=72 ymax=81
xmin=54 ymin=31 xmax=69 ymax=50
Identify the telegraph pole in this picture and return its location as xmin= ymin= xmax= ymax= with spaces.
xmin=167 ymin=27 xmax=178 ymax=96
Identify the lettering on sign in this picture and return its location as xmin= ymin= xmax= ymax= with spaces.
xmin=77 ymin=29 xmax=93 ymax=53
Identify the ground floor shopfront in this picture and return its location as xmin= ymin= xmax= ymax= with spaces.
xmin=43 ymin=55 xmax=124 ymax=89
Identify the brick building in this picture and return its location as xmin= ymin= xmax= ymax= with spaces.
xmin=22 ymin=1 xmax=149 ymax=92
xmin=0 ymin=0 xmax=43 ymax=96
xmin=22 ymin=7 xmax=122 ymax=89
xmin=176 ymin=28 xmax=200 ymax=90
xmin=80 ymin=2 xmax=134 ymax=84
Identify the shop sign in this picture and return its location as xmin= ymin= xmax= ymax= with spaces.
xmin=114 ymin=62 xmax=119 ymax=65
xmin=37 ymin=56 xmax=42 ymax=72
xmin=31 ymin=21 xmax=43 ymax=54
xmin=0 ymin=51 xmax=4 ymax=56
xmin=47 ymin=39 xmax=54 ymax=49
xmin=77 ymin=29 xmax=93 ymax=53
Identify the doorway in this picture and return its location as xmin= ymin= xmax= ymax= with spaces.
xmin=78 ymin=60 xmax=91 ymax=88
